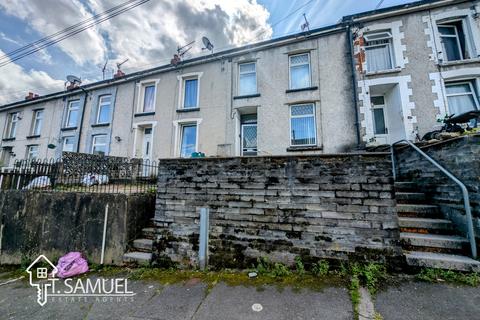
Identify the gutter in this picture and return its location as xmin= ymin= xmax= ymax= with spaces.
xmin=346 ymin=23 xmax=361 ymax=149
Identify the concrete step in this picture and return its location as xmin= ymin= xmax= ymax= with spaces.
xmin=133 ymin=238 xmax=154 ymax=251
xmin=397 ymin=204 xmax=441 ymax=218
xmin=405 ymin=251 xmax=480 ymax=272
xmin=400 ymin=232 xmax=468 ymax=251
xmin=142 ymin=227 xmax=157 ymax=239
xmin=123 ymin=251 xmax=152 ymax=265
xmin=398 ymin=217 xmax=453 ymax=234
xmin=395 ymin=192 xmax=426 ymax=204
xmin=394 ymin=181 xmax=418 ymax=192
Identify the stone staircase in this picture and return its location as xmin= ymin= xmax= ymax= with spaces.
xmin=122 ymin=226 xmax=155 ymax=265
xmin=395 ymin=181 xmax=480 ymax=272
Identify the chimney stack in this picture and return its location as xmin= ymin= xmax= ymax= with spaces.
xmin=25 ymin=92 xmax=40 ymax=100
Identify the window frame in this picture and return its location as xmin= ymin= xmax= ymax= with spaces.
xmin=370 ymin=95 xmax=389 ymax=135
xmin=438 ymin=21 xmax=465 ymax=61
xmin=31 ymin=109 xmax=44 ymax=136
xmin=444 ymin=80 xmax=480 ymax=114
xmin=289 ymin=103 xmax=317 ymax=147
xmin=91 ymin=134 xmax=108 ymax=156
xmin=238 ymin=62 xmax=257 ymax=96
xmin=364 ymin=31 xmax=395 ymax=72
xmin=179 ymin=123 xmax=198 ymax=158
xmin=5 ymin=112 xmax=19 ymax=139
xmin=96 ymin=95 xmax=112 ymax=124
xmin=65 ymin=100 xmax=80 ymax=128
xmin=26 ymin=145 xmax=39 ymax=160
xmin=182 ymin=77 xmax=200 ymax=109
xmin=142 ymin=84 xmax=156 ymax=113
xmin=288 ymin=53 xmax=312 ymax=90
xmin=62 ymin=136 xmax=75 ymax=152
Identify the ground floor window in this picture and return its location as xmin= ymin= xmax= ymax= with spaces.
xmin=91 ymin=135 xmax=107 ymax=156
xmin=290 ymin=104 xmax=316 ymax=146
xmin=445 ymin=80 xmax=479 ymax=115
xmin=180 ymin=124 xmax=197 ymax=158
xmin=63 ymin=137 xmax=75 ymax=152
xmin=27 ymin=145 xmax=39 ymax=160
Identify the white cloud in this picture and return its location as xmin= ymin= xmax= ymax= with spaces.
xmin=0 ymin=50 xmax=64 ymax=104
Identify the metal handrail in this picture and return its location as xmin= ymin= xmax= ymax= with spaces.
xmin=391 ymin=139 xmax=477 ymax=258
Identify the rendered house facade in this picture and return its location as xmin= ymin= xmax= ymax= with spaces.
xmin=0 ymin=0 xmax=478 ymax=166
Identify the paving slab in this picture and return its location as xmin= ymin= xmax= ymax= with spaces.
xmin=375 ymin=281 xmax=480 ymax=320
xmin=192 ymin=283 xmax=353 ymax=320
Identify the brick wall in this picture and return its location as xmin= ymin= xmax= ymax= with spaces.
xmin=395 ymin=134 xmax=480 ymax=236
xmin=154 ymin=154 xmax=401 ymax=269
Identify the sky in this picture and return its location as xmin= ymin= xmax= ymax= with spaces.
xmin=0 ymin=0 xmax=418 ymax=105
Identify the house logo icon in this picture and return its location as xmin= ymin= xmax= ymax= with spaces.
xmin=26 ymin=255 xmax=58 ymax=306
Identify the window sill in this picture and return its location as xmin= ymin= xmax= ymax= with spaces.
xmin=61 ymin=127 xmax=77 ymax=131
xmin=233 ymin=93 xmax=261 ymax=100
xmin=92 ymin=123 xmax=110 ymax=128
xmin=26 ymin=135 xmax=41 ymax=139
xmin=2 ymin=138 xmax=15 ymax=142
xmin=286 ymin=145 xmax=322 ymax=152
xmin=438 ymin=58 xmax=480 ymax=67
xmin=285 ymin=86 xmax=318 ymax=93
xmin=177 ymin=108 xmax=200 ymax=113
xmin=365 ymin=68 xmax=402 ymax=76
xmin=134 ymin=112 xmax=155 ymax=117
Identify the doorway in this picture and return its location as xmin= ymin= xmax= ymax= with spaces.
xmin=371 ymin=96 xmax=389 ymax=144
xmin=240 ymin=114 xmax=257 ymax=156
xmin=141 ymin=127 xmax=152 ymax=176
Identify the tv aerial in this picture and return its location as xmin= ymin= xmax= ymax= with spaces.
xmin=116 ymin=58 xmax=129 ymax=71
xmin=202 ymin=36 xmax=214 ymax=53
xmin=301 ymin=13 xmax=310 ymax=32
xmin=100 ymin=59 xmax=109 ymax=80
xmin=171 ymin=40 xmax=195 ymax=66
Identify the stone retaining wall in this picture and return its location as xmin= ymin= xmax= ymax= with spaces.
xmin=154 ymin=154 xmax=401 ymax=269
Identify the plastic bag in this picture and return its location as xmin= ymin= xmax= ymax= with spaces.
xmin=81 ymin=174 xmax=109 ymax=187
xmin=23 ymin=176 xmax=51 ymax=190
xmin=55 ymin=252 xmax=89 ymax=278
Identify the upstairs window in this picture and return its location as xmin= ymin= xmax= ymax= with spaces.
xmin=445 ymin=81 xmax=479 ymax=115
xmin=65 ymin=100 xmax=80 ymax=128
xmin=289 ymin=53 xmax=311 ymax=89
xmin=238 ymin=62 xmax=257 ymax=96
xmin=91 ymin=134 xmax=107 ymax=156
xmin=5 ymin=112 xmax=18 ymax=139
xmin=96 ymin=95 xmax=111 ymax=124
xmin=31 ymin=110 xmax=43 ymax=136
xmin=183 ymin=78 xmax=199 ymax=109
xmin=364 ymin=31 xmax=394 ymax=72
xmin=290 ymin=104 xmax=316 ymax=146
xmin=438 ymin=20 xmax=470 ymax=62
xmin=142 ymin=85 xmax=155 ymax=113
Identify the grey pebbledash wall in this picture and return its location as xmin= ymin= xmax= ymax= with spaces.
xmin=154 ymin=154 xmax=401 ymax=269
xmin=0 ymin=191 xmax=155 ymax=265
xmin=395 ymin=134 xmax=480 ymax=237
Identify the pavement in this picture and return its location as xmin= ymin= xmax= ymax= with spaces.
xmin=0 ymin=273 xmax=479 ymax=320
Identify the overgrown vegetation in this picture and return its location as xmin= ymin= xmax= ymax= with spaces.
xmin=417 ymin=268 xmax=480 ymax=286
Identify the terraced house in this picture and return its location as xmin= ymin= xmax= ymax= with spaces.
xmin=0 ymin=0 xmax=478 ymax=167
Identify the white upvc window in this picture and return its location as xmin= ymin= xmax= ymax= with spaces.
xmin=445 ymin=81 xmax=479 ymax=115
xmin=289 ymin=53 xmax=311 ymax=89
xmin=183 ymin=77 xmax=199 ymax=109
xmin=364 ymin=31 xmax=394 ymax=72
xmin=63 ymin=136 xmax=75 ymax=152
xmin=96 ymin=95 xmax=111 ymax=124
xmin=27 ymin=145 xmax=39 ymax=160
xmin=5 ymin=112 xmax=19 ymax=139
xmin=31 ymin=109 xmax=43 ymax=136
xmin=238 ymin=62 xmax=257 ymax=96
xmin=65 ymin=100 xmax=80 ymax=128
xmin=91 ymin=134 xmax=107 ymax=156
xmin=179 ymin=123 xmax=197 ymax=157
xmin=437 ymin=19 xmax=472 ymax=62
xmin=142 ymin=84 xmax=156 ymax=113
xmin=290 ymin=104 xmax=317 ymax=146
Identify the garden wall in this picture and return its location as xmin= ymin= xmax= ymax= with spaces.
xmin=0 ymin=191 xmax=155 ymax=265
xmin=154 ymin=154 xmax=401 ymax=269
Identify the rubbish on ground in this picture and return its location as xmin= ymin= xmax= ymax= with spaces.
xmin=81 ymin=174 xmax=109 ymax=187
xmin=248 ymin=272 xmax=257 ymax=279
xmin=55 ymin=252 xmax=89 ymax=278
xmin=23 ymin=176 xmax=51 ymax=190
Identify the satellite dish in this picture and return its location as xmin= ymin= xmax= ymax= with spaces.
xmin=66 ymin=75 xmax=82 ymax=84
xmin=202 ymin=36 xmax=214 ymax=53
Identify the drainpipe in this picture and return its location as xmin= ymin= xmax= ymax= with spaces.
xmin=346 ymin=22 xmax=362 ymax=150
xmin=76 ymin=89 xmax=89 ymax=153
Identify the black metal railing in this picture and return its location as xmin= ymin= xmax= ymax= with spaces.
xmin=0 ymin=157 xmax=158 ymax=194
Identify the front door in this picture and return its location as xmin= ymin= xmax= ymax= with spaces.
xmin=241 ymin=124 xmax=257 ymax=156
xmin=141 ymin=128 xmax=152 ymax=176
xmin=371 ymin=96 xmax=389 ymax=144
